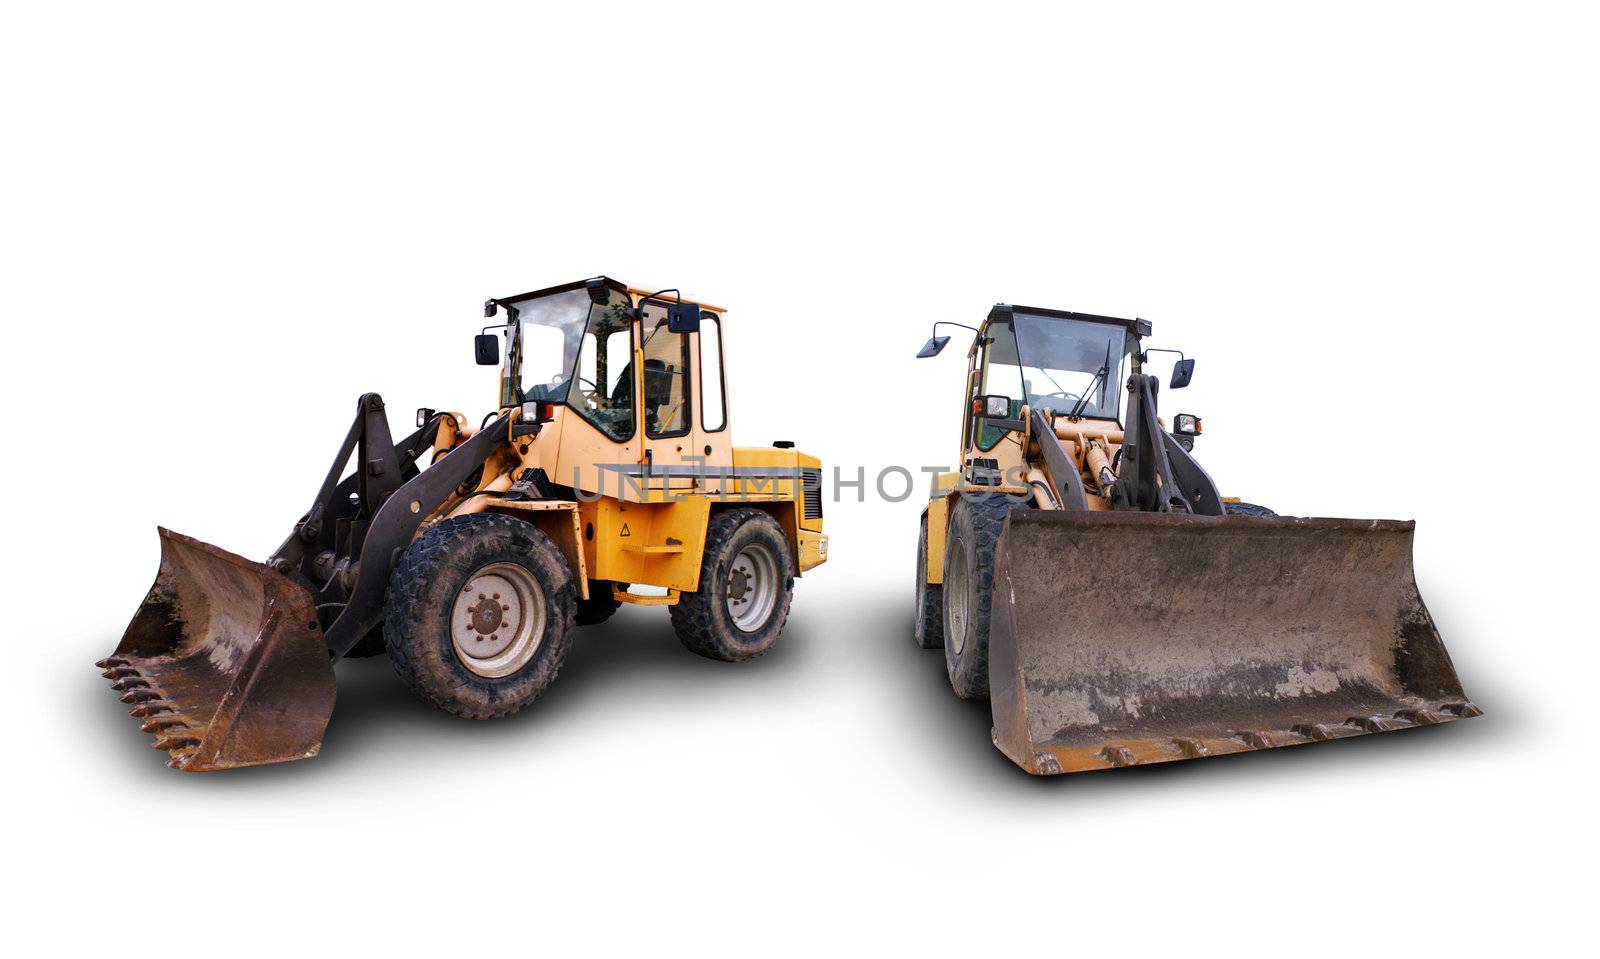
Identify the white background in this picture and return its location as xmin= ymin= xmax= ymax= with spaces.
xmin=3 ymin=2 xmax=1595 ymax=954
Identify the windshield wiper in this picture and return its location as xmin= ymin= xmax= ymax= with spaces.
xmin=1066 ymin=339 xmax=1117 ymax=419
xmin=1066 ymin=363 xmax=1108 ymax=418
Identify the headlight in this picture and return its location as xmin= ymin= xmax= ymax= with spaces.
xmin=1173 ymin=413 xmax=1201 ymax=435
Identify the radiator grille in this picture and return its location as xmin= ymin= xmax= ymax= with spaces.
xmin=802 ymin=467 xmax=823 ymax=521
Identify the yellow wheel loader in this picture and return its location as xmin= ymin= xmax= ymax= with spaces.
xmin=99 ymin=277 xmax=828 ymax=771
xmin=914 ymin=304 xmax=1477 ymax=775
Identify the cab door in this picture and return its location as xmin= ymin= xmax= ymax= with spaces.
xmin=962 ymin=318 xmax=1028 ymax=480
xmin=636 ymin=297 xmax=699 ymax=492
xmin=960 ymin=325 xmax=984 ymax=464
xmin=552 ymin=285 xmax=641 ymax=497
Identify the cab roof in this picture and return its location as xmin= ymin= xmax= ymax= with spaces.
xmin=492 ymin=275 xmax=726 ymax=314
xmin=987 ymin=303 xmax=1150 ymax=338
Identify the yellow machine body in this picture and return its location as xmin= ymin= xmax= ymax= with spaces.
xmin=915 ymin=303 xmax=1475 ymax=775
xmin=100 ymin=276 xmax=827 ymax=770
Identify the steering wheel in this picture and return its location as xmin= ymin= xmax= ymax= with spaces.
xmin=574 ymin=375 xmax=603 ymax=406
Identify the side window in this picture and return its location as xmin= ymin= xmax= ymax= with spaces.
xmin=962 ymin=368 xmax=980 ymax=450
xmin=975 ymin=320 xmax=1023 ymax=451
xmin=572 ymin=301 xmax=635 ymax=441
xmin=699 ymin=313 xmax=726 ymax=432
xmin=641 ymin=302 xmax=692 ymax=438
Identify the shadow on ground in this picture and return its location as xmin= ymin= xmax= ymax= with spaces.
xmin=81 ymin=580 xmax=1508 ymax=796
xmin=80 ymin=598 xmax=823 ymax=788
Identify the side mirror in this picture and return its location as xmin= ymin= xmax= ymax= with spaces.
xmin=917 ymin=335 xmax=950 ymax=358
xmin=416 ymin=407 xmax=436 ymax=428
xmin=667 ymin=301 xmax=701 ymax=333
xmin=1170 ymin=358 xmax=1195 ymax=389
xmin=475 ymin=334 xmax=500 ymax=366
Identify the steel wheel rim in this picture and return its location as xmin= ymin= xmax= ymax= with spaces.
xmin=945 ymin=548 xmax=969 ymax=654
xmin=726 ymin=542 xmax=779 ymax=632
xmin=451 ymin=561 xmax=546 ymax=678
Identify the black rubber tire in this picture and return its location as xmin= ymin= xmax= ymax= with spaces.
xmin=942 ymin=493 xmax=1030 ymax=701
xmin=1225 ymin=501 xmax=1278 ymax=517
xmin=913 ymin=515 xmax=942 ymax=649
xmin=575 ymin=584 xmax=622 ymax=626
xmin=669 ymin=508 xmax=794 ymax=662
xmin=383 ymin=513 xmax=576 ymax=719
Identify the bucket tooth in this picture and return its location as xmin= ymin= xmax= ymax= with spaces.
xmin=1395 ymin=708 xmax=1441 ymax=725
xmin=1100 ymin=745 xmax=1138 ymax=767
xmin=166 ymin=749 xmax=199 ymax=770
xmin=1293 ymin=723 xmax=1335 ymax=742
xmin=129 ymin=701 xmax=176 ymax=717
xmin=96 ymin=657 xmax=128 ymax=670
xmin=140 ymin=716 xmax=190 ymax=733
xmin=1234 ymin=730 xmax=1275 ymax=750
xmin=1032 ymin=753 xmax=1064 ymax=775
xmin=1347 ymin=715 xmax=1399 ymax=733
xmin=110 ymin=677 xmax=151 ymax=691
xmin=1441 ymin=701 xmax=1483 ymax=718
xmin=119 ymin=688 xmax=165 ymax=704
xmin=102 ymin=666 xmax=140 ymax=680
xmin=152 ymin=734 xmax=202 ymax=751
xmin=1174 ymin=737 xmax=1210 ymax=758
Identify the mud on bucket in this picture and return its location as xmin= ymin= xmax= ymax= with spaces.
xmin=96 ymin=529 xmax=336 ymax=771
xmin=986 ymin=511 xmax=1479 ymax=775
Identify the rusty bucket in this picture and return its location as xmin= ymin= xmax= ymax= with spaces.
xmin=987 ymin=511 xmax=1479 ymax=775
xmin=96 ymin=529 xmax=336 ymax=771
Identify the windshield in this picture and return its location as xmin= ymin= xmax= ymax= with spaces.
xmin=984 ymin=313 xmax=1137 ymax=421
xmin=500 ymin=286 xmax=633 ymax=407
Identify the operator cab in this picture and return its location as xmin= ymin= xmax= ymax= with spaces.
xmin=916 ymin=304 xmax=1199 ymax=492
xmin=480 ymin=276 xmax=725 ymax=436
xmin=476 ymin=276 xmax=732 ymax=498
xmin=977 ymin=305 xmax=1145 ymax=423
xmin=959 ymin=305 xmax=1150 ymax=458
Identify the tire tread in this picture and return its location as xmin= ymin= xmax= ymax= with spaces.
xmin=669 ymin=508 xmax=794 ymax=662
xmin=384 ymin=513 xmax=575 ymax=720
xmin=945 ymin=494 xmax=1030 ymax=699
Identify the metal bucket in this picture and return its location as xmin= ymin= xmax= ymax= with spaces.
xmin=96 ymin=529 xmax=336 ymax=771
xmin=987 ymin=511 xmax=1479 ymax=775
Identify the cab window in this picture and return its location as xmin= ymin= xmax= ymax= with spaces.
xmin=639 ymin=301 xmax=692 ymax=438
xmin=974 ymin=320 xmax=1024 ymax=451
xmin=699 ymin=313 xmax=726 ymax=432
xmin=572 ymin=299 xmax=636 ymax=441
